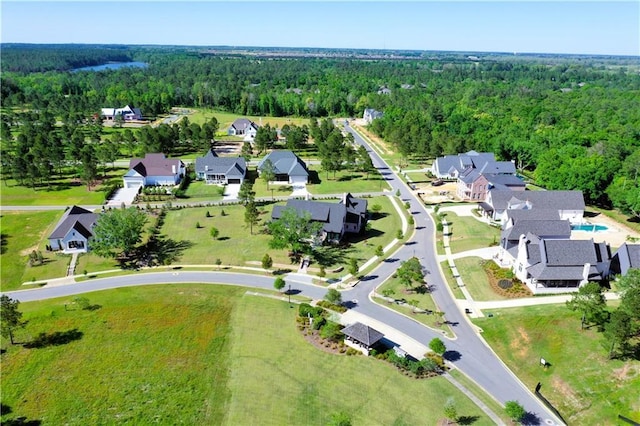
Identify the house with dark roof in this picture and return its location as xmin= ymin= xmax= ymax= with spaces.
xmin=480 ymin=189 xmax=585 ymax=224
xmin=258 ymin=150 xmax=309 ymax=184
xmin=363 ymin=108 xmax=383 ymax=124
xmin=271 ymin=193 xmax=368 ymax=244
xmin=48 ymin=206 xmax=98 ymax=253
xmin=431 ymin=151 xmax=514 ymax=180
xmin=123 ymin=153 xmax=185 ymax=189
xmin=101 ymin=105 xmax=143 ymax=122
xmin=610 ymin=243 xmax=640 ymax=277
xmin=227 ymin=118 xmax=259 ymax=141
xmin=341 ymin=322 xmax=384 ymax=355
xmin=194 ymin=149 xmax=246 ymax=185
xmin=513 ymin=233 xmax=611 ymax=294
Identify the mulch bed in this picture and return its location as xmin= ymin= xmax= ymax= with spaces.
xmin=483 ymin=262 xmax=532 ymax=298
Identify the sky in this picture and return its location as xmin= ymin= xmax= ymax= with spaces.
xmin=2 ymin=1 xmax=639 ymax=56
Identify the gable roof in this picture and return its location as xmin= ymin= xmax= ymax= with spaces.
xmin=49 ymin=206 xmax=98 ymax=240
xmin=503 ymin=220 xmax=571 ymax=242
xmin=485 ymin=174 xmax=526 ymax=190
xmin=522 ymin=233 xmax=608 ymax=281
xmin=230 ymin=118 xmax=258 ymax=132
xmin=272 ymin=199 xmax=346 ymax=234
xmin=614 ymin=243 xmax=640 ymax=269
xmin=128 ymin=153 xmax=183 ymax=177
xmin=488 ymin=189 xmax=585 ymax=212
xmin=342 ymin=193 xmax=367 ymax=215
xmin=506 ymin=209 xmax=560 ymax=223
xmin=341 ymin=322 xmax=384 ymax=346
xmin=195 ymin=149 xmax=246 ymax=176
xmin=258 ymin=150 xmax=308 ymax=177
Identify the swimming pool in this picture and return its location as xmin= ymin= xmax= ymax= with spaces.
xmin=571 ymin=223 xmax=609 ymax=232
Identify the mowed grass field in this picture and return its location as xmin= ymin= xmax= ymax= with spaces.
xmin=158 ymin=196 xmax=401 ymax=270
xmin=473 ymin=305 xmax=640 ymax=425
xmin=1 ymin=210 xmax=71 ymax=291
xmin=454 ymin=257 xmax=508 ymax=301
xmin=444 ymin=212 xmax=499 ymax=254
xmin=1 ymin=285 xmax=493 ymax=425
xmin=187 ymin=108 xmax=310 ymax=130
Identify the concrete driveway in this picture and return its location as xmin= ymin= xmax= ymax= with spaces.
xmin=290 ymin=183 xmax=309 ymax=197
xmin=106 ymin=187 xmax=139 ymax=206
xmin=223 ymin=184 xmax=241 ymax=201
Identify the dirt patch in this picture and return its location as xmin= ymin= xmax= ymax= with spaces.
xmin=613 ymin=363 xmax=639 ymax=382
xmin=20 ymin=245 xmax=39 ymax=256
xmin=551 ymin=376 xmax=586 ymax=410
xmin=509 ymin=326 xmax=531 ymax=359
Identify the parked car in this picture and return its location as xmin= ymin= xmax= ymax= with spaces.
xmin=431 ymin=179 xmax=445 ymax=186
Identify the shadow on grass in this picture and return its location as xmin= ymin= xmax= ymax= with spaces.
xmin=2 ymin=417 xmax=42 ymax=426
xmin=312 ymin=244 xmax=354 ymax=267
xmin=121 ymin=237 xmax=194 ymax=269
xmin=1 ymin=233 xmax=7 ymax=254
xmin=457 ymin=415 xmax=480 ymax=425
xmin=24 ymin=329 xmax=83 ymax=349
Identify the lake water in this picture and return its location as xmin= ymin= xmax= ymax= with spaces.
xmin=72 ymin=61 xmax=148 ymax=72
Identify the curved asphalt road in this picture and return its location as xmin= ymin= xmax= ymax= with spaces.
xmin=3 ymin=122 xmax=562 ymax=426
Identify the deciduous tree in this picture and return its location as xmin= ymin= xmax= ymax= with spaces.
xmin=91 ymin=208 xmax=148 ymax=259
xmin=0 ymin=295 xmax=27 ymax=345
xmin=396 ymin=257 xmax=424 ymax=290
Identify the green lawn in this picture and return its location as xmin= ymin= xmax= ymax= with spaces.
xmin=455 ymin=257 xmax=508 ymax=301
xmin=375 ymin=276 xmax=453 ymax=337
xmin=182 ymin=180 xmax=225 ymax=202
xmin=1 ymin=168 xmax=127 ymax=206
xmin=1 ymin=285 xmax=493 ymax=425
xmin=444 ymin=213 xmax=500 ymax=254
xmin=187 ymin=108 xmax=310 ymax=130
xmin=226 ymin=295 xmax=491 ymax=425
xmin=159 ymin=196 xmax=402 ymax=273
xmin=473 ymin=305 xmax=640 ymax=425
xmin=0 ymin=210 xmax=71 ymax=291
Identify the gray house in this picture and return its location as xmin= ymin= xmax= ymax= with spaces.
xmin=194 ymin=149 xmax=246 ymax=185
xmin=48 ymin=206 xmax=98 ymax=253
xmin=431 ymin=151 xmax=515 ymax=180
xmin=227 ymin=118 xmax=258 ymax=141
xmin=363 ymin=108 xmax=383 ymax=124
xmin=271 ymin=193 xmax=367 ymax=244
xmin=258 ymin=150 xmax=309 ymax=184
xmin=513 ymin=233 xmax=611 ymax=294
xmin=610 ymin=243 xmax=640 ymax=277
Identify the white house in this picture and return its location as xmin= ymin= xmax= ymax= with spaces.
xmin=123 ymin=153 xmax=185 ymax=189
xmin=48 ymin=206 xmax=98 ymax=253
xmin=101 ymin=105 xmax=143 ymax=122
xmin=227 ymin=118 xmax=259 ymax=141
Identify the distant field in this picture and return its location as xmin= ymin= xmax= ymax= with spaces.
xmin=187 ymin=108 xmax=310 ymax=130
xmin=0 ymin=285 xmax=494 ymax=425
xmin=474 ymin=304 xmax=640 ymax=424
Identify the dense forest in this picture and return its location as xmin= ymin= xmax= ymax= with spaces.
xmin=1 ymin=45 xmax=638 ymax=215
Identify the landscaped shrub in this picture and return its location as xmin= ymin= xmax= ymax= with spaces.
xmin=317 ymin=300 xmax=347 ymax=313
xmin=319 ymin=321 xmax=344 ymax=342
xmin=298 ymin=303 xmax=324 ymax=319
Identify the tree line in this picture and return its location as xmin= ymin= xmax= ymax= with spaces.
xmin=1 ymin=45 xmax=638 ymax=212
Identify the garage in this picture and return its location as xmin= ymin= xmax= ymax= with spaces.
xmin=228 ymin=178 xmax=242 ymax=184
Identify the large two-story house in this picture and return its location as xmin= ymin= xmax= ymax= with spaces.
xmin=480 ymin=189 xmax=585 ymax=224
xmin=271 ymin=193 xmax=367 ymax=244
xmin=227 ymin=118 xmax=259 ymax=141
xmin=123 ymin=153 xmax=185 ymax=189
xmin=101 ymin=105 xmax=143 ymax=122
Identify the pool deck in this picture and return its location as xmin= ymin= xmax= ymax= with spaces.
xmin=570 ymin=214 xmax=640 ymax=249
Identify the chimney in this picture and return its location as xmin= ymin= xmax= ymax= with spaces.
xmin=205 ymin=165 xmax=208 ymax=171
xmin=581 ymin=263 xmax=591 ymax=285
xmin=172 ymin=164 xmax=176 ymax=174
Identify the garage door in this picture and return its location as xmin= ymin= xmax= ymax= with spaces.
xmin=228 ymin=179 xmax=241 ymax=184
xmin=290 ymin=176 xmax=307 ymax=185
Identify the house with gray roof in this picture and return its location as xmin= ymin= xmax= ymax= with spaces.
xmin=194 ymin=149 xmax=246 ymax=185
xmin=271 ymin=193 xmax=367 ymax=243
xmin=610 ymin=243 xmax=640 ymax=277
xmin=123 ymin=153 xmax=185 ymax=189
xmin=341 ymin=322 xmax=384 ymax=355
xmin=480 ymin=189 xmax=585 ymax=224
xmin=513 ymin=233 xmax=611 ymax=294
xmin=48 ymin=206 xmax=98 ymax=253
xmin=101 ymin=105 xmax=142 ymax=122
xmin=431 ymin=151 xmax=514 ymax=180
xmin=227 ymin=118 xmax=259 ymax=141
xmin=258 ymin=150 xmax=309 ymax=184
xmin=363 ymin=108 xmax=383 ymax=124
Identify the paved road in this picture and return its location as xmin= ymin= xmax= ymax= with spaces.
xmin=3 ymin=123 xmax=563 ymax=425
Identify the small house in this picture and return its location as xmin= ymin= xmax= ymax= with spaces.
xmin=123 ymin=153 xmax=185 ymax=189
xmin=48 ymin=206 xmax=98 ymax=253
xmin=194 ymin=149 xmax=246 ymax=185
xmin=258 ymin=150 xmax=309 ymax=184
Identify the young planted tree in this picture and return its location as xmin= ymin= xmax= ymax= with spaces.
xmin=237 ymin=181 xmax=255 ymax=206
xmin=273 ymin=276 xmax=286 ymax=292
xmin=504 ymin=400 xmax=526 ymax=424
xmin=0 ymin=295 xmax=27 ymax=345
xmin=348 ymin=257 xmax=359 ymax=276
xmin=244 ymin=200 xmax=260 ymax=234
xmin=375 ymin=245 xmax=384 ymax=257
xmin=210 ymin=227 xmax=220 ymax=240
xmin=261 ymin=253 xmax=273 ymax=270
xmin=429 ymin=337 xmax=447 ymax=355
xmin=260 ymin=159 xmax=276 ymax=191
xmin=325 ymin=288 xmax=342 ymax=305
xmin=443 ymin=398 xmax=458 ymax=425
